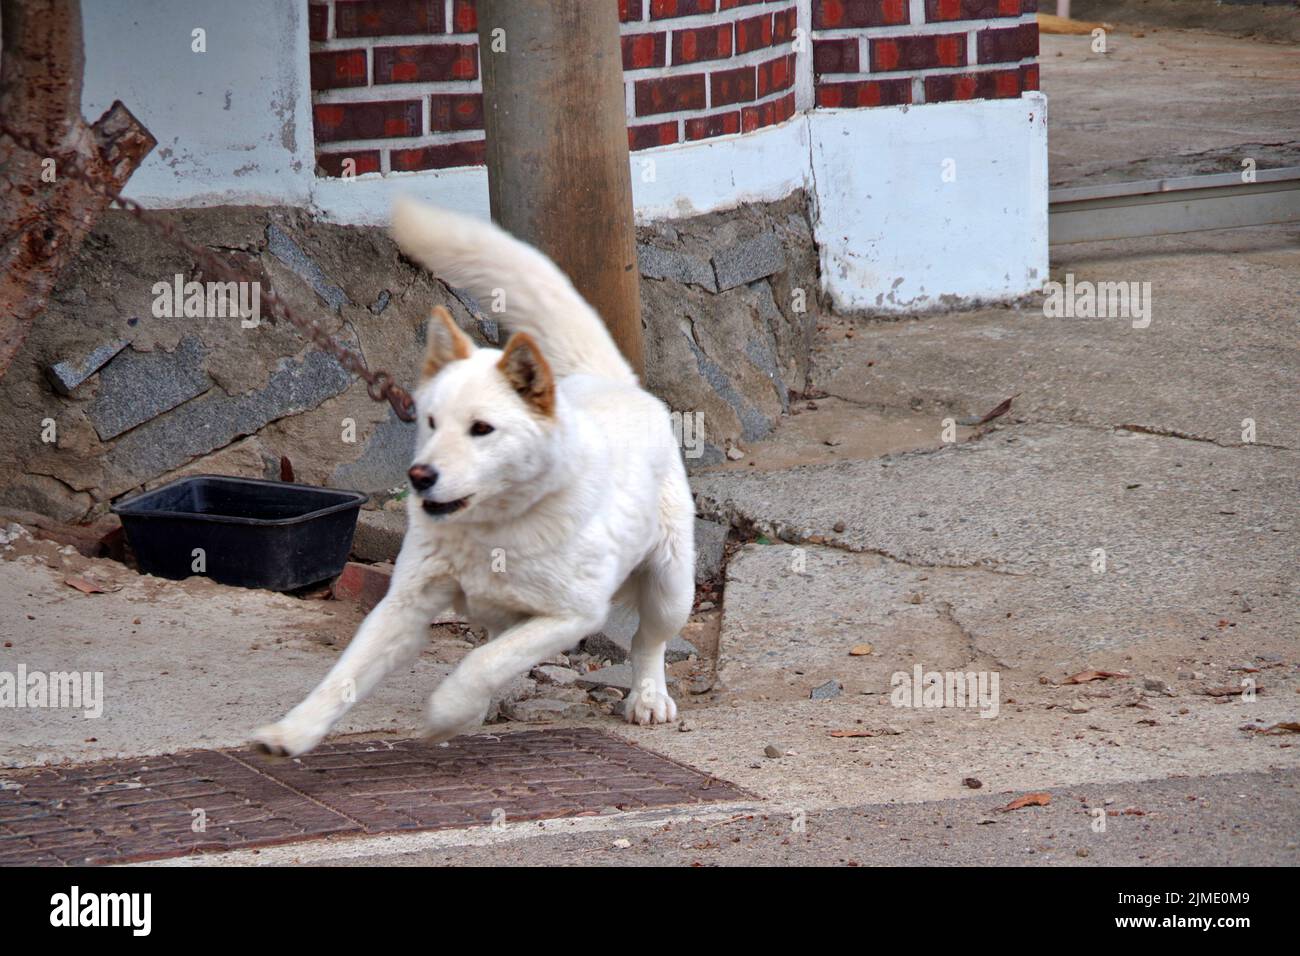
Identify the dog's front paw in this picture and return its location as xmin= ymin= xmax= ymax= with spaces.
xmin=624 ymin=685 xmax=677 ymax=726
xmin=424 ymin=683 xmax=490 ymax=744
xmin=251 ymin=719 xmax=327 ymax=757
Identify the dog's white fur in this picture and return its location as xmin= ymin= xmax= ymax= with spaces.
xmin=252 ymin=199 xmax=695 ymax=756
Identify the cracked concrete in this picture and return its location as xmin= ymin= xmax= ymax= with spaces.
xmin=690 ymin=233 xmax=1297 ymax=722
xmin=695 ymin=422 xmax=1297 ymax=666
xmin=808 ymin=232 xmax=1299 ymax=450
xmin=661 ymin=221 xmax=1298 ymax=831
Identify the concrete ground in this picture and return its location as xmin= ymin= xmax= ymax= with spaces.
xmin=4 ymin=218 xmax=1295 ymax=865
xmin=2 ymin=27 xmax=1297 ymax=866
xmin=1069 ymin=0 xmax=1300 ymax=46
xmin=244 ymin=768 xmax=1300 ymax=867
xmin=1042 ymin=31 xmax=1300 ymax=185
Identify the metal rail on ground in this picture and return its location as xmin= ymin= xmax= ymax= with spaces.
xmin=1049 ymin=166 xmax=1300 ymax=244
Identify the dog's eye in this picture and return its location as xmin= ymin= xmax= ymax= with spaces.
xmin=469 ymin=421 xmax=495 ymax=437
xmin=427 ymin=415 xmax=436 ymax=429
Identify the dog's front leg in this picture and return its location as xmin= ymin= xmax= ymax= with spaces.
xmin=253 ymin=564 xmax=457 ymax=757
xmin=424 ymin=613 xmax=599 ymax=742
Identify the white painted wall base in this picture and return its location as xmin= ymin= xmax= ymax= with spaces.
xmin=809 ymin=94 xmax=1049 ymax=311
xmin=311 ymin=167 xmax=489 ymax=226
xmin=628 ymin=117 xmax=812 ymax=223
xmin=307 ymin=116 xmax=814 ymax=228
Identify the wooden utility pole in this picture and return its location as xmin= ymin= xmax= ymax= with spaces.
xmin=477 ymin=0 xmax=644 ymax=376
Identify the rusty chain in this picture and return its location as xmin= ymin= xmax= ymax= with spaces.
xmin=0 ymin=120 xmax=417 ymax=422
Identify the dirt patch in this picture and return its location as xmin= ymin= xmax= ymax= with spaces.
xmin=696 ymin=396 xmax=978 ymax=473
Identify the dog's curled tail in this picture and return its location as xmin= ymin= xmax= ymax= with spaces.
xmin=390 ymin=198 xmax=636 ymax=384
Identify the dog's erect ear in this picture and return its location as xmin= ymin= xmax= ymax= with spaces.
xmin=422 ymin=306 xmax=474 ymax=379
xmin=497 ymin=332 xmax=555 ymax=417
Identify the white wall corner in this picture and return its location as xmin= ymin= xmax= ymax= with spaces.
xmin=810 ymin=93 xmax=1049 ymax=312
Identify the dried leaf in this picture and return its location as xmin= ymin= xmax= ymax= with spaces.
xmin=64 ymin=575 xmax=120 ymax=594
xmin=1261 ymin=722 xmax=1300 ymax=735
xmin=998 ymin=792 xmax=1051 ymax=812
xmin=975 ymin=393 xmax=1021 ymax=426
xmin=1064 ymin=669 xmax=1130 ymax=684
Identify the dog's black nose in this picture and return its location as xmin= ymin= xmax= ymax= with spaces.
xmin=408 ymin=464 xmax=438 ymax=491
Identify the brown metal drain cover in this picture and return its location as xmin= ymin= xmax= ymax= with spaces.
xmin=0 ymin=729 xmax=748 ymax=865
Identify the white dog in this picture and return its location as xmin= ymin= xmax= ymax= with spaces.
xmin=252 ymin=199 xmax=695 ymax=756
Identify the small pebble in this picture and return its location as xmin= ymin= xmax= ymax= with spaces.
xmin=1143 ymin=676 xmax=1175 ymax=696
xmin=687 ymin=676 xmax=715 ymax=695
xmin=810 ymin=679 xmax=843 ymax=701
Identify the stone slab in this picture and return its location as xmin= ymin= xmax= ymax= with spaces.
xmin=87 ymin=336 xmax=212 ymax=440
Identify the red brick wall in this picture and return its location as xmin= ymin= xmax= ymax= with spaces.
xmin=309 ymin=0 xmax=1038 ymax=178
xmin=812 ymin=0 xmax=1039 ymax=109
xmin=625 ymin=0 xmax=798 ymax=151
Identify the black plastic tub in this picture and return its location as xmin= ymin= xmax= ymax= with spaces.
xmin=112 ymin=475 xmax=366 ymax=591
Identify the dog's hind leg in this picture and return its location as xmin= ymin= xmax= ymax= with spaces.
xmin=626 ymin=478 xmax=695 ymax=726
xmin=424 ymin=612 xmax=603 ymax=742
xmin=252 ymin=557 xmax=457 ymax=757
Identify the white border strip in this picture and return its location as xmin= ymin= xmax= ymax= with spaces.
xmin=308 ymin=110 xmax=813 ymax=226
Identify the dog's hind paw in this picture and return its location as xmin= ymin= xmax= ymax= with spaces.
xmin=624 ymin=686 xmax=677 ymax=726
xmin=251 ymin=720 xmax=325 ymax=758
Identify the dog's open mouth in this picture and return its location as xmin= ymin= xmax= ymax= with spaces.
xmin=421 ymin=496 xmax=470 ymax=517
